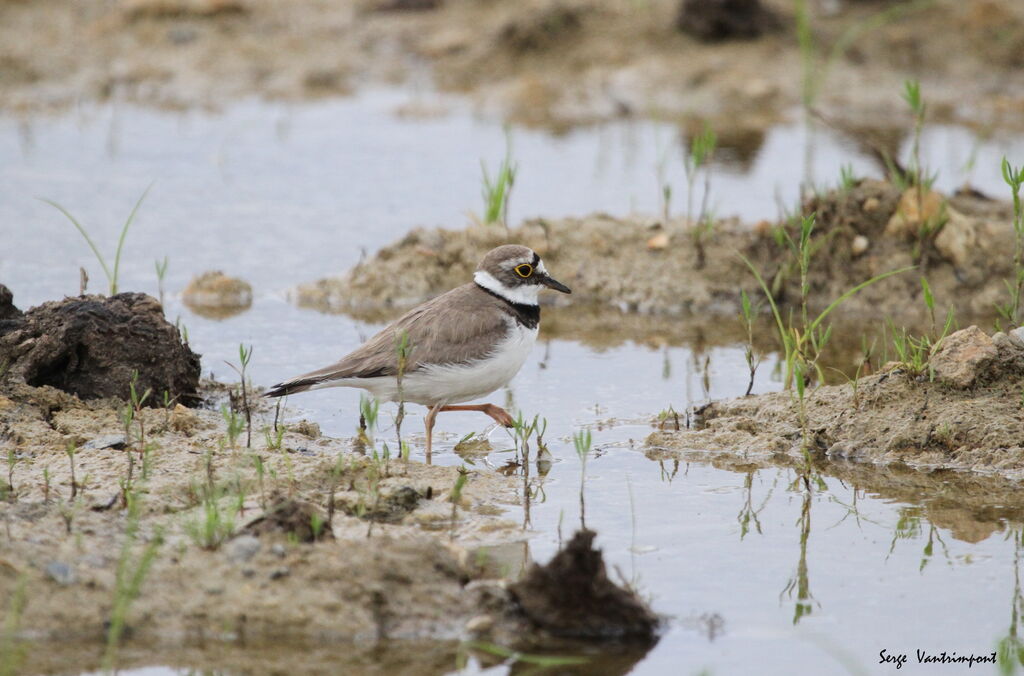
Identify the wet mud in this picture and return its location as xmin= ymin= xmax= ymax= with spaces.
xmin=295 ymin=179 xmax=1016 ymax=322
xmin=2 ymin=0 xmax=1024 ymax=132
xmin=0 ymin=374 xmax=654 ymax=662
xmin=647 ymin=326 xmax=1024 ymax=477
xmin=506 ymin=529 xmax=661 ymax=644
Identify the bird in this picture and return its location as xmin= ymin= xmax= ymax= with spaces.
xmin=265 ymin=244 xmax=571 ymax=460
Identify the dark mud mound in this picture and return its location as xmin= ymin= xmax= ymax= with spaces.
xmin=508 ymin=530 xmax=660 ymax=643
xmin=0 ymin=293 xmax=201 ymax=406
xmin=649 ymin=326 xmax=1024 ymax=476
xmin=0 ymin=284 xmax=21 ymax=322
xmin=241 ymin=496 xmax=334 ymax=542
xmin=676 ymin=0 xmax=780 ymax=41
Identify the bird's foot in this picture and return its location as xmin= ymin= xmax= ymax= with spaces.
xmin=482 ymin=404 xmax=515 ymax=427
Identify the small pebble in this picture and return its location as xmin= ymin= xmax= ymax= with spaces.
xmin=862 ymin=197 xmax=880 ymax=212
xmin=82 ymin=435 xmax=127 ymax=451
xmin=270 ymin=567 xmax=290 ymax=580
xmin=271 ymin=544 xmax=287 ymax=558
xmin=225 ymin=534 xmax=261 ymax=564
xmin=851 ymin=235 xmax=869 ymax=256
xmin=45 ymin=561 xmax=75 ymax=586
xmin=1009 ymin=327 xmax=1024 ymax=348
xmin=465 ymin=614 xmax=494 ymax=633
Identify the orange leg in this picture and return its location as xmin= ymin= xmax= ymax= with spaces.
xmin=439 ymin=403 xmax=515 ymax=427
xmin=423 ymin=402 xmax=444 ymax=465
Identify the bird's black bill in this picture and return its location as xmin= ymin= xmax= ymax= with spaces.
xmin=540 ymin=275 xmax=572 ymax=294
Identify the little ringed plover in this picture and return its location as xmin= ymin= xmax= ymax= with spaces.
xmin=265 ymin=244 xmax=571 ymax=459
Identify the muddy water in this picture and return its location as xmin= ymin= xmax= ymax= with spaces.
xmin=4 ymin=90 xmax=1024 ymax=675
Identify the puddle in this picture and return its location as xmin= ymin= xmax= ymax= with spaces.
xmin=4 ymin=90 xmax=1024 ymax=674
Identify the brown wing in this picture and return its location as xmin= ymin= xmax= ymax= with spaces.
xmin=265 ymin=284 xmax=509 ymax=396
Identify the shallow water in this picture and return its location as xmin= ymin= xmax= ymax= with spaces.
xmin=4 ymin=90 xmax=1024 ymax=675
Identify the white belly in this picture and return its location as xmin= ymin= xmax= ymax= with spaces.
xmin=323 ymin=322 xmax=538 ymax=406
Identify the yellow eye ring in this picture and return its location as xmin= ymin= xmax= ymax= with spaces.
xmin=514 ymin=263 xmax=534 ymax=278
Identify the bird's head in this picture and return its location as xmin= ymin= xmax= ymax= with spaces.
xmin=473 ymin=244 xmax=571 ymax=305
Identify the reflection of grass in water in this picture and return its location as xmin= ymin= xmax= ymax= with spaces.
xmin=885 ymin=505 xmax=951 ymax=573
xmin=998 ymin=527 xmax=1024 ymax=675
xmin=457 ymin=640 xmax=588 ymax=670
xmin=782 ymin=473 xmax=821 ymax=625
xmin=736 ymin=470 xmax=772 ymax=540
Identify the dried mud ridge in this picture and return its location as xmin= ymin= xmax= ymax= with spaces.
xmin=0 ymin=377 xmax=658 ymax=661
xmin=297 ymin=179 xmax=1017 ymax=321
xmin=648 ymin=326 xmax=1024 ymax=478
xmin=0 ymin=289 xmax=201 ymax=406
xmin=2 ymin=0 xmax=1023 ymax=131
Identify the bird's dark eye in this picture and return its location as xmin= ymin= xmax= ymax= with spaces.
xmin=514 ymin=264 xmax=533 ymax=278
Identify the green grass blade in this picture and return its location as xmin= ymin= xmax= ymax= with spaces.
xmin=111 ymin=183 xmax=154 ymax=296
xmin=39 ymin=197 xmax=113 ymax=288
xmin=807 ymin=266 xmax=915 ymax=335
xmin=736 ymin=251 xmax=788 ymax=351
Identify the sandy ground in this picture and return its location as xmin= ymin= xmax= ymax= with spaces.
xmin=294 ymin=179 xmax=1018 ymax=322
xmin=0 ymin=379 xmax=530 ymax=652
xmin=646 ymin=325 xmax=1024 ymax=478
xmin=1 ymin=0 xmax=1023 ymax=133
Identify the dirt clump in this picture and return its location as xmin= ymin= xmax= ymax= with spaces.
xmin=648 ymin=326 xmax=1024 ymax=477
xmin=295 ymin=179 xmax=1019 ymax=322
xmin=930 ymin=325 xmax=998 ymax=388
xmin=505 ymin=529 xmax=660 ymax=643
xmin=240 ymin=495 xmax=334 ymax=542
xmin=0 ymin=292 xmax=201 ymax=406
xmin=0 ymin=283 xmax=21 ymax=321
xmin=182 ymin=270 xmax=253 ymax=320
xmin=676 ymin=0 xmax=780 ymax=41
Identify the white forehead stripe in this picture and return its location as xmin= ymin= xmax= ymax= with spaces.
xmin=503 ymin=255 xmax=536 ymax=270
xmin=474 ymin=270 xmax=541 ymax=306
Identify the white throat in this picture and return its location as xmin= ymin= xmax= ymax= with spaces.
xmin=474 ymin=270 xmax=540 ymax=306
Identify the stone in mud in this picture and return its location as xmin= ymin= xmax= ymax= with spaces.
xmin=676 ymin=0 xmax=779 ymax=41
xmin=121 ymin=0 xmax=248 ymax=21
xmin=336 ymin=485 xmax=424 ymax=523
xmin=225 ymin=534 xmax=261 ymax=564
xmin=371 ymin=0 xmax=442 ymax=11
xmin=508 ymin=529 xmax=659 ymax=642
xmin=930 ymin=326 xmax=997 ymax=389
xmin=182 ymin=271 xmax=253 ymax=319
xmin=884 ymin=188 xmax=945 ymax=239
xmin=497 ymin=3 xmax=584 ymax=53
xmin=0 ymin=284 xmax=21 ymax=322
xmin=0 ymin=293 xmax=201 ymax=406
xmin=241 ymin=496 xmax=334 ymax=542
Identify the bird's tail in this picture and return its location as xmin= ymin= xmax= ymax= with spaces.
xmin=264 ymin=377 xmax=318 ymax=398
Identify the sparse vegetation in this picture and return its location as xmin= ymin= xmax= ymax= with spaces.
xmin=154 ymin=256 xmax=169 ymax=306
xmin=0 ymin=577 xmax=27 ymax=676
xmin=573 ymin=428 xmax=592 ymax=529
xmin=685 ymin=124 xmax=717 ymax=269
xmin=480 ymin=133 xmax=517 ymax=233
xmin=41 ymin=186 xmax=152 ymax=296
xmin=104 ymin=490 xmax=163 ymax=671
xmin=998 ymin=157 xmax=1024 ymax=328
xmin=226 ymin=344 xmax=254 ymax=448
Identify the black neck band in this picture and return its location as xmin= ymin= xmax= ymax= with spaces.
xmin=475 ymin=283 xmax=541 ymax=330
